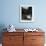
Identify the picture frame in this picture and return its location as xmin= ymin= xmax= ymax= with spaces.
xmin=20 ymin=5 xmax=34 ymax=22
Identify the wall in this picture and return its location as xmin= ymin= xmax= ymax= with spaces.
xmin=0 ymin=0 xmax=46 ymax=29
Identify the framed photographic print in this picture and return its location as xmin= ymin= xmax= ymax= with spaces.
xmin=20 ymin=5 xmax=34 ymax=22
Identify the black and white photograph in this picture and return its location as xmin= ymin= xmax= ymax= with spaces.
xmin=20 ymin=5 xmax=34 ymax=22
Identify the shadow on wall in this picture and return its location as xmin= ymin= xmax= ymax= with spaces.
xmin=0 ymin=24 xmax=7 ymax=43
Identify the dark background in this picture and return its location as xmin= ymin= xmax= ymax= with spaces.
xmin=22 ymin=7 xmax=32 ymax=20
